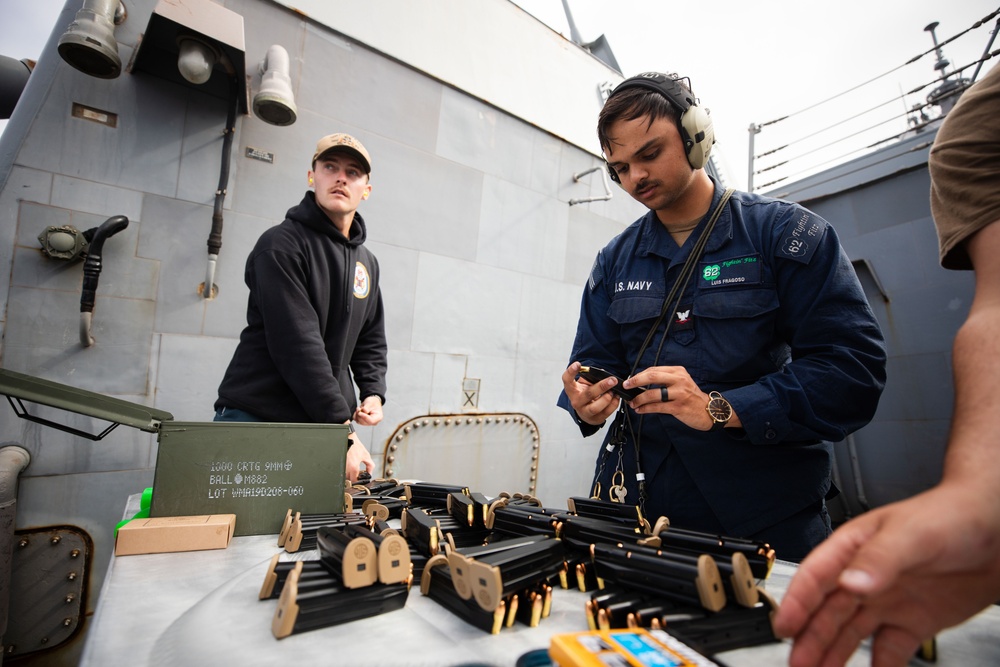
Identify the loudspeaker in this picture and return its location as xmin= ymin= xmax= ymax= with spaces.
xmin=604 ymin=71 xmax=714 ymax=181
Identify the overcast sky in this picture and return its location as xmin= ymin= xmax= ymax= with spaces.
xmin=0 ymin=1 xmax=62 ymax=62
xmin=3 ymin=1 xmax=998 ymax=189
xmin=511 ymin=0 xmax=999 ymax=189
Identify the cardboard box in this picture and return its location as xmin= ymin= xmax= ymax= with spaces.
xmin=115 ymin=514 xmax=236 ymax=556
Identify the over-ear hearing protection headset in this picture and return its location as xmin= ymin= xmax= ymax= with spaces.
xmin=604 ymin=71 xmax=715 ymax=182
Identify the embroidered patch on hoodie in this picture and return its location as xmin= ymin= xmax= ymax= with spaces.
xmin=354 ymin=261 xmax=370 ymax=299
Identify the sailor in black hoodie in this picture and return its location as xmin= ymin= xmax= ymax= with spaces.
xmin=215 ymin=134 xmax=386 ymax=482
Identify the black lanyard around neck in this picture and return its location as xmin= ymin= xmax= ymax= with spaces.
xmin=629 ymin=188 xmax=734 ymax=376
xmin=595 ymin=188 xmax=735 ymax=511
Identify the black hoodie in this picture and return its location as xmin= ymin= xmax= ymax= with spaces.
xmin=216 ymin=191 xmax=387 ymax=422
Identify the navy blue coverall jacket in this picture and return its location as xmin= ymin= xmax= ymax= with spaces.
xmin=558 ymin=182 xmax=887 ymax=541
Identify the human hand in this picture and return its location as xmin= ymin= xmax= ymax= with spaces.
xmin=562 ymin=361 xmax=621 ymax=426
xmin=353 ymin=395 xmax=383 ymax=426
xmin=623 ymin=366 xmax=738 ymax=430
xmin=345 ymin=433 xmax=376 ymax=484
xmin=773 ymin=482 xmax=1000 ymax=667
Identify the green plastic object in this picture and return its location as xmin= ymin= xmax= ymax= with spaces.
xmin=140 ymin=487 xmax=153 ymax=511
xmin=114 ymin=507 xmax=150 ymax=537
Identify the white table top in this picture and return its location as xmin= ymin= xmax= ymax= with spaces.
xmin=80 ymin=500 xmax=1000 ymax=667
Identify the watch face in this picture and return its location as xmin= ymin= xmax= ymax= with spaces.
xmin=708 ymin=397 xmax=732 ymax=422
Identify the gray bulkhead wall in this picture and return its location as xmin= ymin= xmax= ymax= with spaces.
xmin=0 ymin=0 xmax=644 ymax=619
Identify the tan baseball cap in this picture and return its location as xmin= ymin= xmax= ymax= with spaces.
xmin=312 ymin=133 xmax=371 ymax=173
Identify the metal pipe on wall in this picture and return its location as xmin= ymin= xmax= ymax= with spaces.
xmin=203 ymin=78 xmax=239 ymax=299
xmin=80 ymin=215 xmax=129 ymax=346
xmin=568 ymin=166 xmax=613 ymax=206
xmin=0 ymin=445 xmax=31 ymax=654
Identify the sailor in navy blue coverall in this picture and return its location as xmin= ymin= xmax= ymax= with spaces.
xmin=559 ymin=73 xmax=886 ymax=561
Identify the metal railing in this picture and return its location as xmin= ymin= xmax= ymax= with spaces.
xmin=747 ymin=11 xmax=999 ymax=193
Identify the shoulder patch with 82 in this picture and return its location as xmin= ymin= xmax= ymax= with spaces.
xmin=777 ymin=211 xmax=827 ymax=264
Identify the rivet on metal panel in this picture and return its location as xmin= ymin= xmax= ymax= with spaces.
xmin=10 ymin=527 xmax=87 ymax=657
xmin=386 ymin=469 xmax=394 ymax=476
xmin=531 ymin=465 xmax=537 ymax=472
xmin=476 ymin=417 xmax=483 ymax=424
xmin=403 ymin=426 xmax=411 ymax=434
xmin=412 ymin=422 xmax=420 ymax=429
xmin=387 ymin=456 xmax=394 ymax=464
xmin=504 ymin=416 xmax=511 ymax=423
xmin=434 ymin=419 xmax=441 ymax=426
xmin=63 ymin=618 xmax=73 ymax=627
xmin=532 ymin=453 xmax=538 ymax=461
xmin=485 ymin=417 xmax=492 ymax=424
xmin=395 ymin=434 xmax=403 ymax=441
xmin=422 ymin=419 xmax=429 ymax=426
xmin=444 ymin=418 xmax=451 ymax=426
xmin=530 ymin=475 xmax=536 ymax=482
xmin=389 ymin=444 xmax=397 ymax=452
xmin=532 ymin=436 xmax=539 ymax=443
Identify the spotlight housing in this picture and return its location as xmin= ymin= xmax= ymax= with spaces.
xmin=57 ymin=0 xmax=125 ymax=79
xmin=252 ymin=45 xmax=297 ymax=126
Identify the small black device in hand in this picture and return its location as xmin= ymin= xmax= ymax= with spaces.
xmin=577 ymin=366 xmax=644 ymax=401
